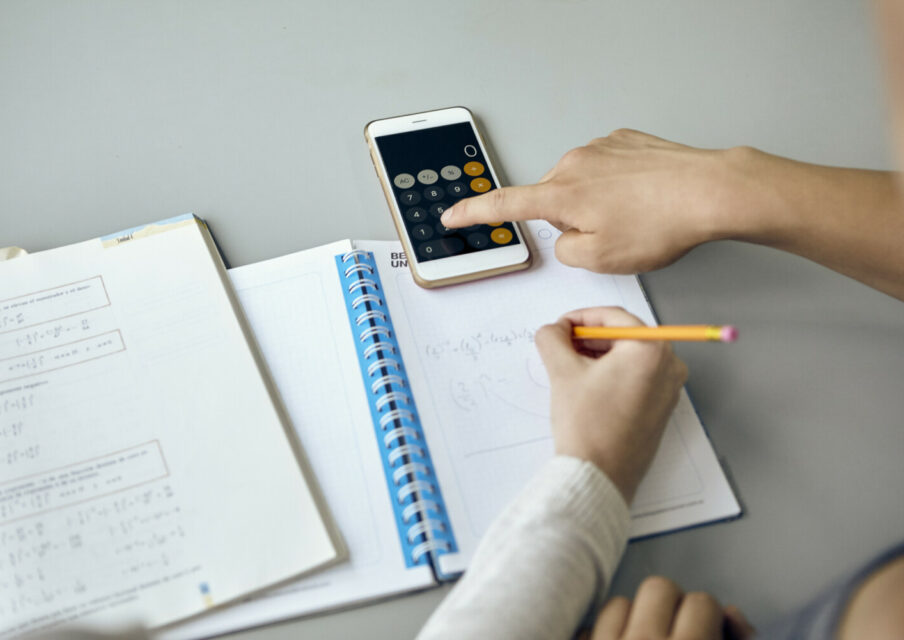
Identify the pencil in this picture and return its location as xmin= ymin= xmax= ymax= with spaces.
xmin=572 ymin=325 xmax=739 ymax=343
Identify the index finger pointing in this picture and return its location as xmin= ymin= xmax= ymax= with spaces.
xmin=440 ymin=183 xmax=559 ymax=228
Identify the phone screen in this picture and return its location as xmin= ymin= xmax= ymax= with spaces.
xmin=374 ymin=122 xmax=521 ymax=262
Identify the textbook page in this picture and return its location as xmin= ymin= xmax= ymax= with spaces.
xmin=358 ymin=222 xmax=740 ymax=577
xmin=0 ymin=217 xmax=338 ymax=637
xmin=162 ymin=241 xmax=434 ymax=640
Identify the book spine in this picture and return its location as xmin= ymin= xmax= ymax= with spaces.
xmin=335 ymin=251 xmax=456 ymax=568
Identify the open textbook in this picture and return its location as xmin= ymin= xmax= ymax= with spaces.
xmin=0 ymin=215 xmax=341 ymax=637
xmin=164 ymin=219 xmax=740 ymax=639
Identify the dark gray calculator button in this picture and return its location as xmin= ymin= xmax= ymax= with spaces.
xmin=466 ymin=232 xmax=490 ymax=249
xmin=399 ymin=190 xmax=421 ymax=205
xmin=404 ymin=207 xmax=427 ymax=223
xmin=423 ymin=186 xmax=444 ymax=202
xmin=429 ymin=202 xmax=449 ymax=218
xmin=446 ymin=181 xmax=468 ymax=198
xmin=417 ymin=240 xmax=448 ymax=259
xmin=439 ymin=237 xmax=464 ymax=255
xmin=435 ymin=221 xmax=456 ymax=236
xmin=411 ymin=224 xmax=434 ymax=240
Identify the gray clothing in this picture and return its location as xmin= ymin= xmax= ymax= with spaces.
xmin=758 ymin=540 xmax=904 ymax=639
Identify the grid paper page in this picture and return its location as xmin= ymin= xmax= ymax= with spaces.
xmin=162 ymin=241 xmax=434 ymax=639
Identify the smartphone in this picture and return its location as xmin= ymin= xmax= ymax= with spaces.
xmin=365 ymin=106 xmax=532 ymax=288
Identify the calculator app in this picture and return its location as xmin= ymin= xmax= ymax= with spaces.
xmin=375 ymin=123 xmax=520 ymax=262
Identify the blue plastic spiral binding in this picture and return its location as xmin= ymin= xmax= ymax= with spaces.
xmin=335 ymin=251 xmax=456 ymax=568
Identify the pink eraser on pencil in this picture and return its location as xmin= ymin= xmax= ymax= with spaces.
xmin=720 ymin=326 xmax=739 ymax=343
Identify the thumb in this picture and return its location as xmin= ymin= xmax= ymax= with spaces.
xmin=440 ymin=183 xmax=558 ymax=228
xmin=534 ymin=317 xmax=583 ymax=379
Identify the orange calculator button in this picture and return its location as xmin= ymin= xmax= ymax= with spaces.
xmin=470 ymin=177 xmax=491 ymax=193
xmin=463 ymin=161 xmax=485 ymax=176
xmin=490 ymin=228 xmax=513 ymax=244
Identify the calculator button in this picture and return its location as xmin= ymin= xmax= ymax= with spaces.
xmin=417 ymin=169 xmax=439 ymax=185
xmin=470 ymin=178 xmax=491 ymax=193
xmin=417 ymin=242 xmax=441 ymax=259
xmin=411 ymin=224 xmax=434 ymax=240
xmin=404 ymin=207 xmax=427 ymax=223
xmin=423 ymin=186 xmax=445 ymax=202
xmin=435 ymin=221 xmax=457 ymax=236
xmin=443 ymin=237 xmax=464 ymax=253
xmin=490 ymin=227 xmax=513 ymax=244
xmin=394 ymin=173 xmax=416 ymax=189
xmin=429 ymin=203 xmax=449 ymax=218
xmin=466 ymin=232 xmax=489 ymax=249
xmin=441 ymin=165 xmax=462 ymax=180
xmin=446 ymin=182 xmax=468 ymax=198
xmin=463 ymin=161 xmax=485 ymax=176
xmin=399 ymin=190 xmax=421 ymax=205
xmin=418 ymin=238 xmax=464 ymax=259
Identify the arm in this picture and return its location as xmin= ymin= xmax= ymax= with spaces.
xmin=418 ymin=308 xmax=688 ymax=640
xmin=441 ymin=130 xmax=904 ymax=301
xmin=416 ymin=457 xmax=630 ymax=640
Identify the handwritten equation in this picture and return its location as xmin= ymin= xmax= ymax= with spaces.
xmin=424 ymin=328 xmax=535 ymax=362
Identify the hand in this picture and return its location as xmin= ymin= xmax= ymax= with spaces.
xmin=534 ymin=306 xmax=688 ymax=502
xmin=589 ymin=576 xmax=755 ymax=640
xmin=441 ymin=129 xmax=746 ymax=274
xmin=443 ymin=128 xmax=904 ymax=299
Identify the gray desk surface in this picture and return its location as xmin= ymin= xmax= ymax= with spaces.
xmin=2 ymin=1 xmax=902 ymax=638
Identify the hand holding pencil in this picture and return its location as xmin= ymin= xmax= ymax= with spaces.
xmin=535 ymin=306 xmax=689 ymax=502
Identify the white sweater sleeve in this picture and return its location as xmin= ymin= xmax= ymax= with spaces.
xmin=417 ymin=456 xmax=631 ymax=640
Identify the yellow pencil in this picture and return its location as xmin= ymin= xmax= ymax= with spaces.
xmin=572 ymin=325 xmax=738 ymax=343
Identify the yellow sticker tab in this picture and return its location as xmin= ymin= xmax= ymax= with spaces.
xmin=101 ymin=213 xmax=202 ymax=248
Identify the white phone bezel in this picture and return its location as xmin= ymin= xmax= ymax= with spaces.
xmin=365 ymin=107 xmax=530 ymax=285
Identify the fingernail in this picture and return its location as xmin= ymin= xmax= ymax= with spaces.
xmin=440 ymin=207 xmax=454 ymax=224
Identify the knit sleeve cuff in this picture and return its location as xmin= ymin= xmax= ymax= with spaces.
xmin=504 ymin=455 xmax=631 ymax=600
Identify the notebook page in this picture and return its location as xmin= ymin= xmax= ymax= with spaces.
xmin=359 ymin=223 xmax=739 ymax=577
xmin=0 ymin=217 xmax=338 ymax=636
xmin=163 ymin=241 xmax=434 ymax=639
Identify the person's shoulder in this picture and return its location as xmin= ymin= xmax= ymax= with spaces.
xmin=838 ymin=554 xmax=904 ymax=640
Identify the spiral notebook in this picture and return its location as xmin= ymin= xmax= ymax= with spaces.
xmin=163 ymin=220 xmax=740 ymax=639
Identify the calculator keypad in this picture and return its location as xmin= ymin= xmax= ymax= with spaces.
xmin=390 ymin=162 xmax=518 ymax=262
